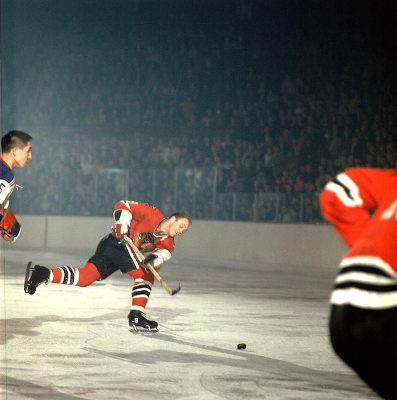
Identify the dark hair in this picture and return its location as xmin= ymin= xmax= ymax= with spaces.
xmin=1 ymin=130 xmax=32 ymax=154
xmin=169 ymin=211 xmax=192 ymax=225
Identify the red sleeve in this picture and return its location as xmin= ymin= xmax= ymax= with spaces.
xmin=320 ymin=189 xmax=370 ymax=248
xmin=319 ymin=168 xmax=384 ymax=248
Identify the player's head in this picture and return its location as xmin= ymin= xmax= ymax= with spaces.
xmin=1 ymin=130 xmax=32 ymax=169
xmin=1 ymin=130 xmax=32 ymax=154
xmin=167 ymin=211 xmax=192 ymax=237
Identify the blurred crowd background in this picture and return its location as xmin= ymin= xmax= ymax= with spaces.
xmin=2 ymin=0 xmax=397 ymax=222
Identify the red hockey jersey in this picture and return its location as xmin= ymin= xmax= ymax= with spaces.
xmin=114 ymin=200 xmax=175 ymax=256
xmin=320 ymin=168 xmax=397 ymax=309
xmin=320 ymin=167 xmax=397 ymax=273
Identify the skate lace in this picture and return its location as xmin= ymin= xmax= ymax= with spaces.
xmin=141 ymin=312 xmax=152 ymax=320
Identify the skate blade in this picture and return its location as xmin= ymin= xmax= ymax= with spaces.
xmin=24 ymin=261 xmax=33 ymax=293
xmin=129 ymin=324 xmax=159 ymax=333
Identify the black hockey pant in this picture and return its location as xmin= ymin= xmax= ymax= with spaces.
xmin=329 ymin=304 xmax=397 ymax=399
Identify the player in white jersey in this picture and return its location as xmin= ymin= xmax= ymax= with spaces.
xmin=0 ymin=130 xmax=32 ymax=242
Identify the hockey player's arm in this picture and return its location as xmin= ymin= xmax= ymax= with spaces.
xmin=111 ymin=206 xmax=132 ymax=239
xmin=320 ymin=172 xmax=372 ymax=248
xmin=0 ymin=209 xmax=21 ymax=243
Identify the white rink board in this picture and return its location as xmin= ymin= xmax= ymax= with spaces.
xmin=11 ymin=216 xmax=347 ymax=269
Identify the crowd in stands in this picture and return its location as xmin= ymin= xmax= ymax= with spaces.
xmin=6 ymin=1 xmax=397 ymax=222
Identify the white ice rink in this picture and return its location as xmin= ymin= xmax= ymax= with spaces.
xmin=1 ymin=247 xmax=379 ymax=399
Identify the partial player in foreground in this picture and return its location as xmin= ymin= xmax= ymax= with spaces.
xmin=320 ymin=167 xmax=397 ymax=399
xmin=24 ymin=201 xmax=191 ymax=331
xmin=0 ymin=130 xmax=32 ymax=243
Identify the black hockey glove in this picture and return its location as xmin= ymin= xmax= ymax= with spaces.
xmin=143 ymin=253 xmax=158 ymax=267
xmin=143 ymin=250 xmax=168 ymax=271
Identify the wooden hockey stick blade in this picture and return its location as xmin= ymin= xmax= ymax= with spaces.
xmin=171 ymin=280 xmax=181 ymax=295
xmin=123 ymin=235 xmax=181 ymax=296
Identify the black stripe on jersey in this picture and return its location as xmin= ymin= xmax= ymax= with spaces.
xmin=334 ymin=281 xmax=397 ymax=293
xmin=114 ymin=210 xmax=122 ymax=220
xmin=332 ymin=177 xmax=354 ymax=201
xmin=339 ymin=264 xmax=393 ymax=278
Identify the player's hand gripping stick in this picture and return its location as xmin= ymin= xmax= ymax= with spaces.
xmin=123 ymin=235 xmax=181 ymax=296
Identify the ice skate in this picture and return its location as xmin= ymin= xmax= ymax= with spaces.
xmin=24 ymin=262 xmax=50 ymax=295
xmin=128 ymin=310 xmax=158 ymax=332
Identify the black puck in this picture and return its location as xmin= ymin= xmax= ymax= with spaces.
xmin=237 ymin=343 xmax=246 ymax=350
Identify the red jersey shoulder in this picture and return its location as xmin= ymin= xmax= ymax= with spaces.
xmin=143 ymin=203 xmax=157 ymax=210
xmin=114 ymin=201 xmax=165 ymax=219
xmin=156 ymin=235 xmax=175 ymax=254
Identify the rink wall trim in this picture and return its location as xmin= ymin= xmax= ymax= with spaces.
xmin=12 ymin=215 xmax=346 ymax=269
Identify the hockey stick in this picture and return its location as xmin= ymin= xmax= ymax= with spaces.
xmin=123 ymin=235 xmax=181 ymax=296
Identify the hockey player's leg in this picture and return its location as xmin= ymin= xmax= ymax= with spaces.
xmin=127 ymin=268 xmax=157 ymax=331
xmin=330 ymin=304 xmax=397 ymax=399
xmin=50 ymin=262 xmax=100 ymax=286
xmin=24 ymin=262 xmax=50 ymax=295
xmin=25 ymin=262 xmax=101 ymax=295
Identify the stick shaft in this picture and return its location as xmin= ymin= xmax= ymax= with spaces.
xmin=123 ymin=235 xmax=173 ymax=295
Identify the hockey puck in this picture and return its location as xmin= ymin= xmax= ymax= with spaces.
xmin=237 ymin=343 xmax=246 ymax=350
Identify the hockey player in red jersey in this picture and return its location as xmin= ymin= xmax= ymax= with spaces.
xmin=0 ymin=130 xmax=32 ymax=243
xmin=24 ymin=201 xmax=191 ymax=331
xmin=320 ymin=167 xmax=397 ymax=399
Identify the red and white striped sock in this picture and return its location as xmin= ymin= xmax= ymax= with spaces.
xmin=50 ymin=262 xmax=100 ymax=287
